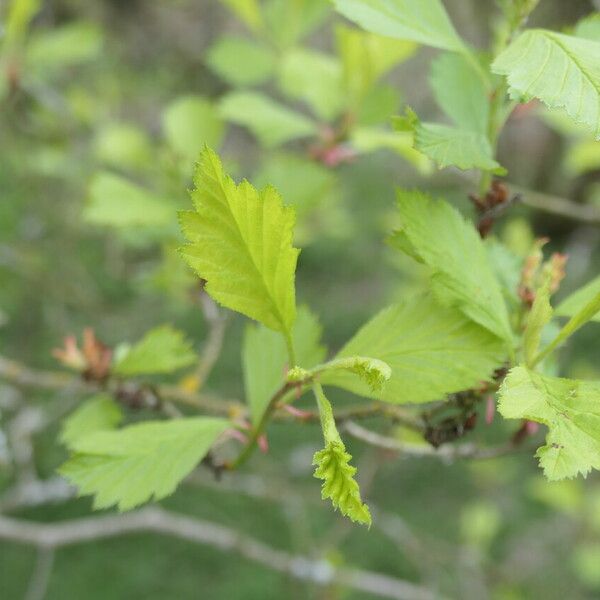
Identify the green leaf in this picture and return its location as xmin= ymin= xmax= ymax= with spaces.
xmin=390 ymin=190 xmax=513 ymax=343
xmin=323 ymin=295 xmax=506 ymax=404
xmin=84 ymin=172 xmax=174 ymax=228
xmin=574 ymin=13 xmax=600 ymax=42
xmin=206 ymin=36 xmax=275 ymax=87
xmin=220 ymin=0 xmax=263 ymax=32
xmin=429 ymin=52 xmax=489 ymax=133
xmin=278 ymin=49 xmax=344 ymax=121
xmin=314 ymin=356 xmax=391 ymax=392
xmin=94 ymin=123 xmax=153 ymax=172
xmin=556 ymin=275 xmax=600 ymax=323
xmin=498 ymin=367 xmax=600 ymax=480
xmin=523 ymin=283 xmax=553 ymax=367
xmin=263 ymin=0 xmax=330 ymax=49
xmin=219 ymin=92 xmax=317 ymax=148
xmin=113 ymin=325 xmax=198 ymax=376
xmin=243 ymin=306 xmax=326 ymax=425
xmin=312 ymin=383 xmax=371 ymax=526
xmin=60 ymin=395 xmax=123 ymax=449
xmin=162 ymin=96 xmax=224 ymax=163
xmin=492 ymin=30 xmax=600 ymax=139
xmin=332 ymin=0 xmax=466 ymax=51
xmin=59 ymin=417 xmax=230 ymax=510
xmin=179 ymin=148 xmax=299 ymax=333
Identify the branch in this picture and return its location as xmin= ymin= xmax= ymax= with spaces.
xmin=0 ymin=508 xmax=442 ymax=600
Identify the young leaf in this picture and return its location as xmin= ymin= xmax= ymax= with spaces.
xmin=312 ymin=384 xmax=371 ymax=526
xmin=162 ymin=96 xmax=224 ymax=164
xmin=59 ymin=417 xmax=230 ymax=510
xmin=390 ymin=190 xmax=513 ymax=343
xmin=492 ymin=30 xmax=600 ymax=139
xmin=219 ymin=92 xmax=317 ymax=147
xmin=523 ymin=283 xmax=553 ymax=367
xmin=113 ymin=325 xmax=198 ymax=376
xmin=243 ymin=306 xmax=326 ymax=425
xmin=499 ymin=367 xmax=600 ymax=480
xmin=556 ymin=274 xmax=600 ymax=323
xmin=60 ymin=395 xmax=123 ymax=449
xmin=322 ymin=295 xmax=506 ymax=404
xmin=332 ymin=0 xmax=466 ymax=52
xmin=179 ymin=148 xmax=299 ymax=334
xmin=313 ymin=356 xmax=391 ymax=392
xmin=206 ymin=36 xmax=276 ymax=87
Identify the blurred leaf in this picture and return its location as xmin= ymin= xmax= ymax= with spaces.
xmin=94 ymin=123 xmax=153 ymax=172
xmin=492 ymin=30 xmax=600 ymax=139
xmin=85 ymin=172 xmax=174 ymax=228
xmin=430 ymin=52 xmax=489 ymax=133
xmin=263 ymin=0 xmax=330 ymax=49
xmin=357 ymin=84 xmax=401 ymax=125
xmin=557 ymin=276 xmax=600 ymax=322
xmin=60 ymin=417 xmax=230 ymax=511
xmin=333 ymin=0 xmax=465 ymax=51
xmin=499 ymin=367 xmax=600 ymax=480
xmin=390 ymin=190 xmax=513 ymax=343
xmin=564 ymin=139 xmax=600 ymax=176
xmin=60 ymin=395 xmax=123 ymax=450
xmin=179 ymin=148 xmax=298 ymax=333
xmin=26 ymin=22 xmax=103 ymax=71
xmin=4 ymin=0 xmax=41 ymax=48
xmin=572 ymin=544 xmax=600 ymax=589
xmin=220 ymin=0 xmax=263 ymax=32
xmin=206 ymin=36 xmax=275 ymax=86
xmin=460 ymin=501 xmax=501 ymax=549
xmin=574 ymin=13 xmax=600 ymax=42
xmin=243 ymin=306 xmax=325 ymax=424
xmin=279 ymin=48 xmax=344 ymax=120
xmin=323 ymin=295 xmax=506 ymax=404
xmin=219 ymin=91 xmax=317 ymax=147
xmin=527 ymin=476 xmax=583 ymax=515
xmin=162 ymin=96 xmax=224 ymax=163
xmin=485 ymin=238 xmax=522 ymax=308
xmin=114 ymin=325 xmax=198 ymax=376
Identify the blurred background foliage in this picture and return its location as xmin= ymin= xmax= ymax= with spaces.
xmin=1 ymin=0 xmax=600 ymax=598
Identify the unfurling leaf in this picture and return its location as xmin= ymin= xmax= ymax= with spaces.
xmin=523 ymin=283 xmax=553 ymax=367
xmin=316 ymin=356 xmax=391 ymax=392
xmin=59 ymin=417 xmax=230 ymax=511
xmin=179 ymin=147 xmax=299 ymax=334
xmin=113 ymin=325 xmax=197 ymax=376
xmin=312 ymin=384 xmax=371 ymax=526
xmin=499 ymin=367 xmax=600 ymax=480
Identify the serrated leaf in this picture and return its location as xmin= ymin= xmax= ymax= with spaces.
xmin=60 ymin=395 xmax=123 ymax=449
xmin=206 ymin=36 xmax=275 ymax=87
xmin=243 ymin=306 xmax=326 ymax=425
xmin=390 ymin=191 xmax=513 ymax=343
xmin=323 ymin=295 xmax=506 ymax=404
xmin=312 ymin=384 xmax=371 ymax=525
xmin=523 ymin=283 xmax=553 ymax=367
xmin=429 ymin=52 xmax=489 ymax=133
xmin=113 ymin=325 xmax=198 ymax=376
xmin=85 ymin=172 xmax=174 ymax=228
xmin=179 ymin=148 xmax=299 ymax=333
xmin=333 ymin=0 xmax=465 ymax=51
xmin=499 ymin=367 xmax=600 ymax=480
xmin=574 ymin=13 xmax=600 ymax=42
xmin=219 ymin=92 xmax=317 ymax=147
xmin=59 ymin=417 xmax=230 ymax=510
xmin=279 ymin=48 xmax=344 ymax=121
xmin=556 ymin=275 xmax=600 ymax=323
xmin=492 ymin=30 xmax=600 ymax=139
xmin=162 ymin=96 xmax=224 ymax=163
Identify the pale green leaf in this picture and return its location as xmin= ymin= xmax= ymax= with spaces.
xmin=113 ymin=325 xmax=198 ymax=376
xmin=313 ymin=356 xmax=391 ymax=392
xmin=312 ymin=384 xmax=371 ymax=526
xmin=574 ymin=13 xmax=600 ymax=42
xmin=243 ymin=306 xmax=326 ymax=425
xmin=162 ymin=96 xmax=224 ymax=163
xmin=179 ymin=148 xmax=299 ymax=333
xmin=492 ymin=30 xmax=600 ymax=139
xmin=333 ymin=0 xmax=466 ymax=51
xmin=94 ymin=123 xmax=153 ymax=172
xmin=357 ymin=84 xmax=401 ymax=125
xmin=323 ymin=295 xmax=506 ymax=404
xmin=84 ymin=172 xmax=174 ymax=228
xmin=556 ymin=274 xmax=600 ymax=323
xmin=59 ymin=417 xmax=230 ymax=510
xmin=429 ymin=52 xmax=489 ymax=133
xmin=60 ymin=395 xmax=123 ymax=449
xmin=220 ymin=0 xmax=263 ymax=32
xmin=279 ymin=49 xmax=344 ymax=121
xmin=263 ymin=0 xmax=330 ymax=49
xmin=523 ymin=283 xmax=553 ymax=367
xmin=206 ymin=36 xmax=275 ymax=86
xmin=499 ymin=367 xmax=600 ymax=480
xmin=390 ymin=191 xmax=513 ymax=343
xmin=219 ymin=92 xmax=317 ymax=147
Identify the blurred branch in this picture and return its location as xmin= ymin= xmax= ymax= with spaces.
xmin=0 ymin=508 xmax=442 ymax=600
xmin=24 ymin=548 xmax=54 ymax=600
xmin=195 ymin=290 xmax=228 ymax=386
